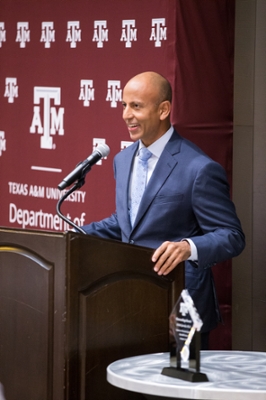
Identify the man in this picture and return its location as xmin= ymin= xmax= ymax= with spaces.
xmin=82 ymin=71 xmax=245 ymax=348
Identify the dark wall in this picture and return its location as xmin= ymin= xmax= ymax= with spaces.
xmin=233 ymin=0 xmax=266 ymax=351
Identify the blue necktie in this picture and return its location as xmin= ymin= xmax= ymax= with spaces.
xmin=130 ymin=147 xmax=152 ymax=226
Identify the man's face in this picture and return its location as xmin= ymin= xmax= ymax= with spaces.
xmin=122 ymin=77 xmax=164 ymax=147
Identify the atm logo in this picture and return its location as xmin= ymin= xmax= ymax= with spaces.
xmin=0 ymin=22 xmax=6 ymax=47
xmin=92 ymin=20 xmax=108 ymax=48
xmin=4 ymin=78 xmax=18 ymax=103
xmin=106 ymin=80 xmax=122 ymax=108
xmin=40 ymin=22 xmax=55 ymax=48
xmin=66 ymin=21 xmax=81 ymax=48
xmin=16 ymin=22 xmax=30 ymax=48
xmin=30 ymin=87 xmax=64 ymax=149
xmin=79 ymin=79 xmax=95 ymax=107
xmin=120 ymin=20 xmax=137 ymax=48
xmin=0 ymin=131 xmax=6 ymax=156
xmin=150 ymin=18 xmax=167 ymax=47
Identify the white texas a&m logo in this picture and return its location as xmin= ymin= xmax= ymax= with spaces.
xmin=92 ymin=20 xmax=108 ymax=48
xmin=30 ymin=87 xmax=64 ymax=149
xmin=4 ymin=78 xmax=18 ymax=103
xmin=40 ymin=22 xmax=55 ymax=48
xmin=16 ymin=22 xmax=30 ymax=48
xmin=106 ymin=80 xmax=122 ymax=108
xmin=120 ymin=20 xmax=137 ymax=48
xmin=79 ymin=80 xmax=95 ymax=107
xmin=0 ymin=22 xmax=6 ymax=47
xmin=150 ymin=18 xmax=167 ymax=47
xmin=66 ymin=21 xmax=81 ymax=48
xmin=0 ymin=131 xmax=6 ymax=156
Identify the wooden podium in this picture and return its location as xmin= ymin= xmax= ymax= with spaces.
xmin=0 ymin=228 xmax=184 ymax=400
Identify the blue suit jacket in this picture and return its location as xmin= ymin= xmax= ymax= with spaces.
xmin=83 ymin=130 xmax=245 ymax=332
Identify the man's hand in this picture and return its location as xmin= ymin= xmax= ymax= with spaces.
xmin=152 ymin=241 xmax=191 ymax=275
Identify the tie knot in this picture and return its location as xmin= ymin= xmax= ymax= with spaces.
xmin=139 ymin=147 xmax=152 ymax=162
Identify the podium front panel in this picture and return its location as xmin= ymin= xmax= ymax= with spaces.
xmin=0 ymin=229 xmax=184 ymax=400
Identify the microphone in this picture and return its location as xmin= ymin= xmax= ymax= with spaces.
xmin=58 ymin=143 xmax=110 ymax=190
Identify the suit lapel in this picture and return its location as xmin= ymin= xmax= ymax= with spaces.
xmin=132 ymin=131 xmax=181 ymax=229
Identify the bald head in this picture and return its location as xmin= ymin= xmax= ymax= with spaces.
xmin=124 ymin=71 xmax=172 ymax=105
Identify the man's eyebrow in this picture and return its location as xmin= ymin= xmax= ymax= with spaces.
xmin=121 ymin=100 xmax=145 ymax=107
xmin=129 ymin=101 xmax=144 ymax=106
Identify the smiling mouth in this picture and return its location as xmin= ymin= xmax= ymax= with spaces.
xmin=127 ymin=124 xmax=139 ymax=130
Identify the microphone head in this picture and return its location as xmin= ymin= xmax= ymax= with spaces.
xmin=96 ymin=143 xmax=110 ymax=158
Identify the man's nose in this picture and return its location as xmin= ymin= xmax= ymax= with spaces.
xmin=123 ymin=105 xmax=133 ymax=120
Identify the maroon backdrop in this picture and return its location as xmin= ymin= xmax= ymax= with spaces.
xmin=0 ymin=0 xmax=235 ymax=349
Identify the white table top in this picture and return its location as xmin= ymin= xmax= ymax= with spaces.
xmin=107 ymin=351 xmax=266 ymax=399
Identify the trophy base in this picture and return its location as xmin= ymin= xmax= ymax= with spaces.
xmin=161 ymin=367 xmax=208 ymax=382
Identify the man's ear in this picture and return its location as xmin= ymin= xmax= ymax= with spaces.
xmin=159 ymin=101 xmax=171 ymax=120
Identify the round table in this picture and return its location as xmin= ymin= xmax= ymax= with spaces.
xmin=107 ymin=351 xmax=266 ymax=399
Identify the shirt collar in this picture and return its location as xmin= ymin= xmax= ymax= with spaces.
xmin=138 ymin=125 xmax=174 ymax=158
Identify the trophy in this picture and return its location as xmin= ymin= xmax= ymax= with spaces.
xmin=161 ymin=289 xmax=208 ymax=382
